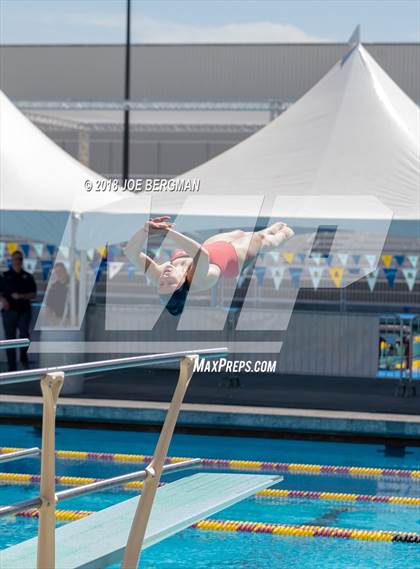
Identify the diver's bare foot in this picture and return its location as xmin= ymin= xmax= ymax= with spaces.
xmin=259 ymin=222 xmax=294 ymax=249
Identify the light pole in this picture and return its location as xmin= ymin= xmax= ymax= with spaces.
xmin=122 ymin=0 xmax=131 ymax=183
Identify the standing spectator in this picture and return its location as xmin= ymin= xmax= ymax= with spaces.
xmin=45 ymin=262 xmax=69 ymax=325
xmin=0 ymin=250 xmax=37 ymax=371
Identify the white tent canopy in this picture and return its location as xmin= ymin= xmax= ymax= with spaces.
xmin=172 ymin=43 xmax=419 ymax=222
xmin=0 ymin=90 xmax=122 ymax=245
xmin=84 ymin=41 xmax=419 ymax=245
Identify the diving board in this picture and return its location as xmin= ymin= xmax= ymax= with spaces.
xmin=0 ymin=472 xmax=280 ymax=569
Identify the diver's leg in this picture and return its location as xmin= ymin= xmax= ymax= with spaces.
xmin=230 ymin=222 xmax=294 ymax=264
xmin=204 ymin=229 xmax=246 ymax=245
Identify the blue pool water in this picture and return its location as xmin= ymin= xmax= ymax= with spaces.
xmin=0 ymin=423 xmax=419 ymax=568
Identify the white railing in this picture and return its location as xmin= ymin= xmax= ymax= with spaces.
xmin=0 ymin=341 xmax=228 ymax=569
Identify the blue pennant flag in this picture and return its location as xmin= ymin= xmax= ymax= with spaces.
xmin=348 ymin=268 xmax=360 ymax=275
xmin=6 ymin=259 xmax=12 ymax=269
xmin=108 ymin=244 xmax=122 ymax=261
xmin=383 ymin=268 xmax=398 ymax=288
xmin=289 ymin=267 xmax=303 ymax=288
xmin=352 ymin=255 xmax=361 ymax=265
xmin=107 ymin=246 xmax=115 ymax=262
xmin=21 ymin=244 xmax=30 ymax=257
xmin=46 ymin=245 xmax=56 ymax=257
xmin=394 ymin=255 xmax=405 ymax=266
xmin=95 ymin=268 xmax=103 ymax=283
xmin=41 ymin=260 xmax=53 ymax=280
xmin=127 ymin=264 xmax=137 ymax=280
xmin=254 ymin=267 xmax=267 ymax=286
xmin=298 ymin=253 xmax=306 ymax=263
xmin=326 ymin=254 xmax=333 ymax=266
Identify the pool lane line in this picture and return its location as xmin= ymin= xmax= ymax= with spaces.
xmin=1 ymin=472 xmax=419 ymax=507
xmin=192 ymin=520 xmax=420 ymax=543
xmin=10 ymin=509 xmax=420 ymax=543
xmin=16 ymin=509 xmax=91 ymax=521
xmin=256 ymin=489 xmax=420 ymax=506
xmin=2 ymin=446 xmax=419 ymax=480
xmin=0 ymin=472 xmax=146 ymax=491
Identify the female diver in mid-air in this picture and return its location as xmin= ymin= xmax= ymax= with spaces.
xmin=125 ymin=216 xmax=294 ymax=315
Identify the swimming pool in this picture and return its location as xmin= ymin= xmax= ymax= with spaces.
xmin=0 ymin=423 xmax=419 ymax=568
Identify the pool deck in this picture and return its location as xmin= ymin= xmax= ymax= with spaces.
xmin=1 ymin=394 xmax=420 ymax=440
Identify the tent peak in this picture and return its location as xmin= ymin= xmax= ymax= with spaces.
xmin=340 ymin=26 xmax=362 ymax=67
xmin=348 ymin=25 xmax=361 ymax=47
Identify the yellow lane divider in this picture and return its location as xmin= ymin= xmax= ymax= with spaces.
xmin=193 ymin=519 xmax=420 ymax=543
xmin=2 ymin=472 xmax=419 ymax=507
xmin=12 ymin=509 xmax=420 ymax=543
xmin=1 ymin=446 xmax=419 ymax=480
xmin=0 ymin=471 xmax=144 ymax=490
xmin=257 ymin=488 xmax=420 ymax=506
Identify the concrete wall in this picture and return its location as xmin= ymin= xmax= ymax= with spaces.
xmin=1 ymin=43 xmax=419 ymax=103
xmin=277 ymin=312 xmax=379 ymax=377
xmin=84 ymin=306 xmax=380 ymax=378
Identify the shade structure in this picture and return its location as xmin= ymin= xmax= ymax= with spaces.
xmin=173 ymin=43 xmax=419 ymax=222
xmin=0 ymin=90 xmax=122 ymax=246
xmin=75 ymin=41 xmax=420 ymax=249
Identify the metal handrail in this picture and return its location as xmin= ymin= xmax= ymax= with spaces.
xmin=0 ymin=348 xmax=228 ymax=568
xmin=0 ymin=338 xmax=30 ymax=350
xmin=0 ymin=447 xmax=40 ymax=464
xmin=0 ymin=347 xmax=228 ymax=385
xmin=0 ymin=458 xmax=201 ymax=518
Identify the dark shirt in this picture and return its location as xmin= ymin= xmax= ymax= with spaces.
xmin=45 ymin=281 xmax=68 ymax=318
xmin=0 ymin=269 xmax=37 ymax=312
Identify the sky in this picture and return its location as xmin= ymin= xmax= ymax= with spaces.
xmin=0 ymin=0 xmax=419 ymax=44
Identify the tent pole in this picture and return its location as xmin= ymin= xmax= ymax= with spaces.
xmin=78 ymin=248 xmax=87 ymax=326
xmin=122 ymin=0 xmax=131 ymax=182
xmin=69 ymin=213 xmax=77 ymax=327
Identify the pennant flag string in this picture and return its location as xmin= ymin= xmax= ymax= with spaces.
xmin=383 ymin=268 xmax=398 ymax=288
xmin=328 ymin=267 xmax=345 ymax=288
xmin=309 ymin=267 xmax=324 ymax=290
xmin=407 ymin=255 xmax=418 ymax=268
xmin=108 ymin=262 xmax=124 ymax=280
xmin=402 ymin=268 xmax=417 ymax=291
xmin=21 ymin=244 xmax=30 ymax=257
xmin=33 ymin=243 xmax=44 ymax=257
xmin=366 ymin=269 xmax=379 ymax=292
xmin=382 ymin=255 xmax=393 ymax=268
xmin=270 ymin=267 xmax=285 ymax=290
xmin=282 ymin=252 xmax=294 ymax=264
xmin=289 ymin=267 xmax=303 ymax=288
xmin=6 ymin=242 xmax=18 ymax=255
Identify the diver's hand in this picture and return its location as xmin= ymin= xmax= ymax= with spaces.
xmin=144 ymin=216 xmax=174 ymax=234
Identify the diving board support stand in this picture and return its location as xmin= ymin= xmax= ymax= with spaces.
xmin=37 ymin=372 xmax=64 ymax=569
xmin=122 ymin=354 xmax=198 ymax=569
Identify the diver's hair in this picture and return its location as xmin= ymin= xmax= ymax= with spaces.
xmin=159 ymin=280 xmax=190 ymax=316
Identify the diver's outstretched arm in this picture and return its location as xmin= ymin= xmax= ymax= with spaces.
xmin=124 ymin=225 xmax=162 ymax=282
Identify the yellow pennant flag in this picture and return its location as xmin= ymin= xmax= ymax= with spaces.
xmin=96 ymin=245 xmax=107 ymax=258
xmin=282 ymin=252 xmax=294 ymax=264
xmin=328 ymin=267 xmax=344 ymax=288
xmin=7 ymin=242 xmax=18 ymax=255
xmin=382 ymin=255 xmax=393 ymax=268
